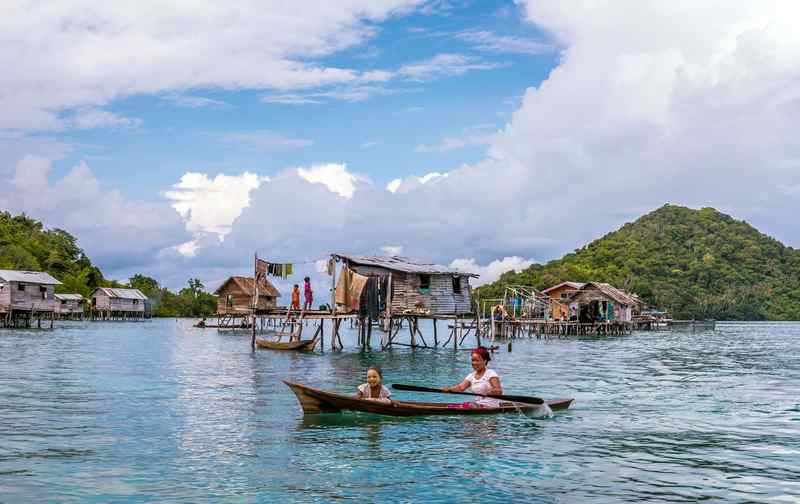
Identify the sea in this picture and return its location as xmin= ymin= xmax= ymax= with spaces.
xmin=0 ymin=319 xmax=798 ymax=503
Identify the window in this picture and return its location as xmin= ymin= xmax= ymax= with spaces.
xmin=61 ymin=300 xmax=67 ymax=305
xmin=18 ymin=283 xmax=25 ymax=291
xmin=40 ymin=285 xmax=47 ymax=292
xmin=418 ymin=274 xmax=430 ymax=293
xmin=227 ymin=294 xmax=234 ymax=307
xmin=452 ymin=276 xmax=462 ymax=294
xmin=560 ymin=293 xmax=569 ymax=299
xmin=133 ymin=299 xmax=139 ymax=305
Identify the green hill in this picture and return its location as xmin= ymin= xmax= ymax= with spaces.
xmin=477 ymin=205 xmax=800 ymax=320
xmin=0 ymin=211 xmax=216 ymax=317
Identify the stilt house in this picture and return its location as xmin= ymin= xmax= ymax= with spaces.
xmin=568 ymin=282 xmax=642 ymax=322
xmin=332 ymin=254 xmax=478 ymax=316
xmin=90 ymin=287 xmax=148 ymax=319
xmin=542 ymin=281 xmax=586 ymax=320
xmin=0 ymin=270 xmax=61 ymax=314
xmin=54 ymin=293 xmax=85 ymax=318
xmin=214 ymin=276 xmax=281 ymax=314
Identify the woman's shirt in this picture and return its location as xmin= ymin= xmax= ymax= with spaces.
xmin=357 ymin=383 xmax=392 ymax=400
xmin=465 ymin=368 xmax=500 ymax=407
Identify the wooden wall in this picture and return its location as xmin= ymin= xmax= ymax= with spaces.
xmin=216 ymin=287 xmax=275 ymax=314
xmin=56 ymin=299 xmax=84 ymax=314
xmin=1 ymin=281 xmax=58 ymax=312
xmin=92 ymin=292 xmax=145 ymax=313
xmin=348 ymin=264 xmax=473 ymax=315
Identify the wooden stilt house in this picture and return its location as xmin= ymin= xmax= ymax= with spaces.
xmin=54 ymin=293 xmax=85 ymax=319
xmin=0 ymin=270 xmax=61 ymax=327
xmin=214 ymin=276 xmax=281 ymax=314
xmin=332 ymin=254 xmax=478 ymax=316
xmin=90 ymin=287 xmax=148 ymax=320
xmin=567 ymin=282 xmax=643 ymax=322
xmin=542 ymin=281 xmax=586 ymax=320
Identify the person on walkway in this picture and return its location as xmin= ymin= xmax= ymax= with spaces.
xmin=356 ymin=366 xmax=392 ymax=402
xmin=443 ymin=346 xmax=502 ymax=408
xmin=303 ymin=276 xmax=313 ymax=310
xmin=291 ymin=284 xmax=301 ymax=311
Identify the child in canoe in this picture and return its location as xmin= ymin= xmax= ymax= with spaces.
xmin=356 ymin=366 xmax=392 ymax=402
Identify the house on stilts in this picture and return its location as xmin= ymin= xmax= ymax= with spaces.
xmin=54 ymin=293 xmax=86 ymax=319
xmin=541 ymin=281 xmax=586 ymax=320
xmin=328 ymin=254 xmax=480 ymax=350
xmin=214 ymin=276 xmax=281 ymax=327
xmin=567 ymin=282 xmax=643 ymax=322
xmin=90 ymin=287 xmax=149 ymax=320
xmin=0 ymin=269 xmax=61 ymax=328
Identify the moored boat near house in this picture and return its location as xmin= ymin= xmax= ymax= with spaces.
xmin=54 ymin=293 xmax=86 ymax=319
xmin=0 ymin=269 xmax=61 ymax=328
xmin=90 ymin=287 xmax=148 ymax=320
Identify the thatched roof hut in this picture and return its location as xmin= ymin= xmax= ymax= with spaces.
xmin=568 ymin=282 xmax=643 ymax=322
xmin=214 ymin=276 xmax=281 ymax=314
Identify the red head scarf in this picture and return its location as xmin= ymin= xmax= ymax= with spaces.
xmin=472 ymin=346 xmax=491 ymax=363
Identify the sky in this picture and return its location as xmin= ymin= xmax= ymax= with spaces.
xmin=2 ymin=0 xmax=800 ymax=295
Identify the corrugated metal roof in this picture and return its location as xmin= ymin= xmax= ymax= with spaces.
xmin=0 ymin=270 xmax=62 ymax=285
xmin=333 ymin=254 xmax=479 ymax=277
xmin=94 ymin=287 xmax=148 ymax=300
xmin=54 ymin=293 xmax=84 ymax=301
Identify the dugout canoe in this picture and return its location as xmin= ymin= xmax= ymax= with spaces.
xmin=283 ymin=381 xmax=573 ymax=416
xmin=255 ymin=338 xmax=316 ymax=351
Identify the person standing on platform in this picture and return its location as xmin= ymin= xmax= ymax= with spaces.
xmin=291 ymin=284 xmax=301 ymax=311
xmin=303 ymin=277 xmax=313 ymax=310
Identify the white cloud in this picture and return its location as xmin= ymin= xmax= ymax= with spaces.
xmin=449 ymin=257 xmax=537 ymax=286
xmin=415 ymin=134 xmax=493 ymax=152
xmin=175 ymin=240 xmax=200 ymax=258
xmin=162 ymin=94 xmax=230 ymax=109
xmin=385 ymin=171 xmax=448 ymax=193
xmin=454 ymin=30 xmax=553 ymax=55
xmin=221 ymin=130 xmax=313 ymax=151
xmin=381 ymin=245 xmax=403 ymax=255
xmin=297 ymin=163 xmax=359 ymax=199
xmin=361 ymin=141 xmax=378 ymax=149
xmin=0 ymin=0 xmax=425 ymax=132
xmin=398 ymin=53 xmax=504 ymax=81
xmin=0 ymin=155 xmax=188 ymax=272
xmin=164 ymin=171 xmax=267 ymax=237
xmin=67 ymin=108 xmax=143 ymax=130
xmin=262 ymin=94 xmax=323 ymax=105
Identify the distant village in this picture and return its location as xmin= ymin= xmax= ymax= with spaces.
xmin=1 ymin=254 xmax=686 ymax=336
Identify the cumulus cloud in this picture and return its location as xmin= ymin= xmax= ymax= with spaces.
xmin=449 ymin=257 xmax=536 ymax=286
xmin=386 ymin=172 xmax=448 ymax=193
xmin=164 ymin=171 xmax=268 ymax=237
xmin=0 ymin=0 xmax=425 ymax=132
xmin=297 ymin=163 xmax=359 ymax=199
xmin=0 ymin=155 xmax=188 ymax=272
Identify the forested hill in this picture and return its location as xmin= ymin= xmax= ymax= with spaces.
xmin=0 ymin=211 xmax=216 ymax=317
xmin=477 ymin=205 xmax=800 ymax=320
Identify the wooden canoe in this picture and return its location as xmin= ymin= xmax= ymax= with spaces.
xmin=283 ymin=381 xmax=573 ymax=417
xmin=255 ymin=338 xmax=316 ymax=351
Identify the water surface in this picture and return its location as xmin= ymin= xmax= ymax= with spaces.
xmin=1 ymin=320 xmax=798 ymax=502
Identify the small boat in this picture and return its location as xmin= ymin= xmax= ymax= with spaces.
xmin=256 ymin=338 xmax=317 ymax=351
xmin=283 ymin=381 xmax=573 ymax=417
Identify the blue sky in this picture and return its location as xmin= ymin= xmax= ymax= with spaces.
xmin=3 ymin=1 xmax=800 ymax=291
xmin=48 ymin=1 xmax=556 ymax=201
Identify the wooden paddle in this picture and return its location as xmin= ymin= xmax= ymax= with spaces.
xmin=391 ymin=384 xmax=544 ymax=405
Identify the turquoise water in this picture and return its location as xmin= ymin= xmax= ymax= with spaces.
xmin=1 ymin=320 xmax=798 ymax=503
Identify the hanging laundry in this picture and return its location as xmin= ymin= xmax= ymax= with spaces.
xmin=326 ymin=258 xmax=335 ymax=276
xmin=360 ymin=277 xmax=380 ymax=320
xmin=286 ymin=263 xmax=293 ymax=276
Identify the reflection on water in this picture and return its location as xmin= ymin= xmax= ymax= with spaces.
xmin=0 ymin=319 xmax=798 ymax=502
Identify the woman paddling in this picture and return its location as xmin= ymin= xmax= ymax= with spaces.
xmin=443 ymin=346 xmax=502 ymax=408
